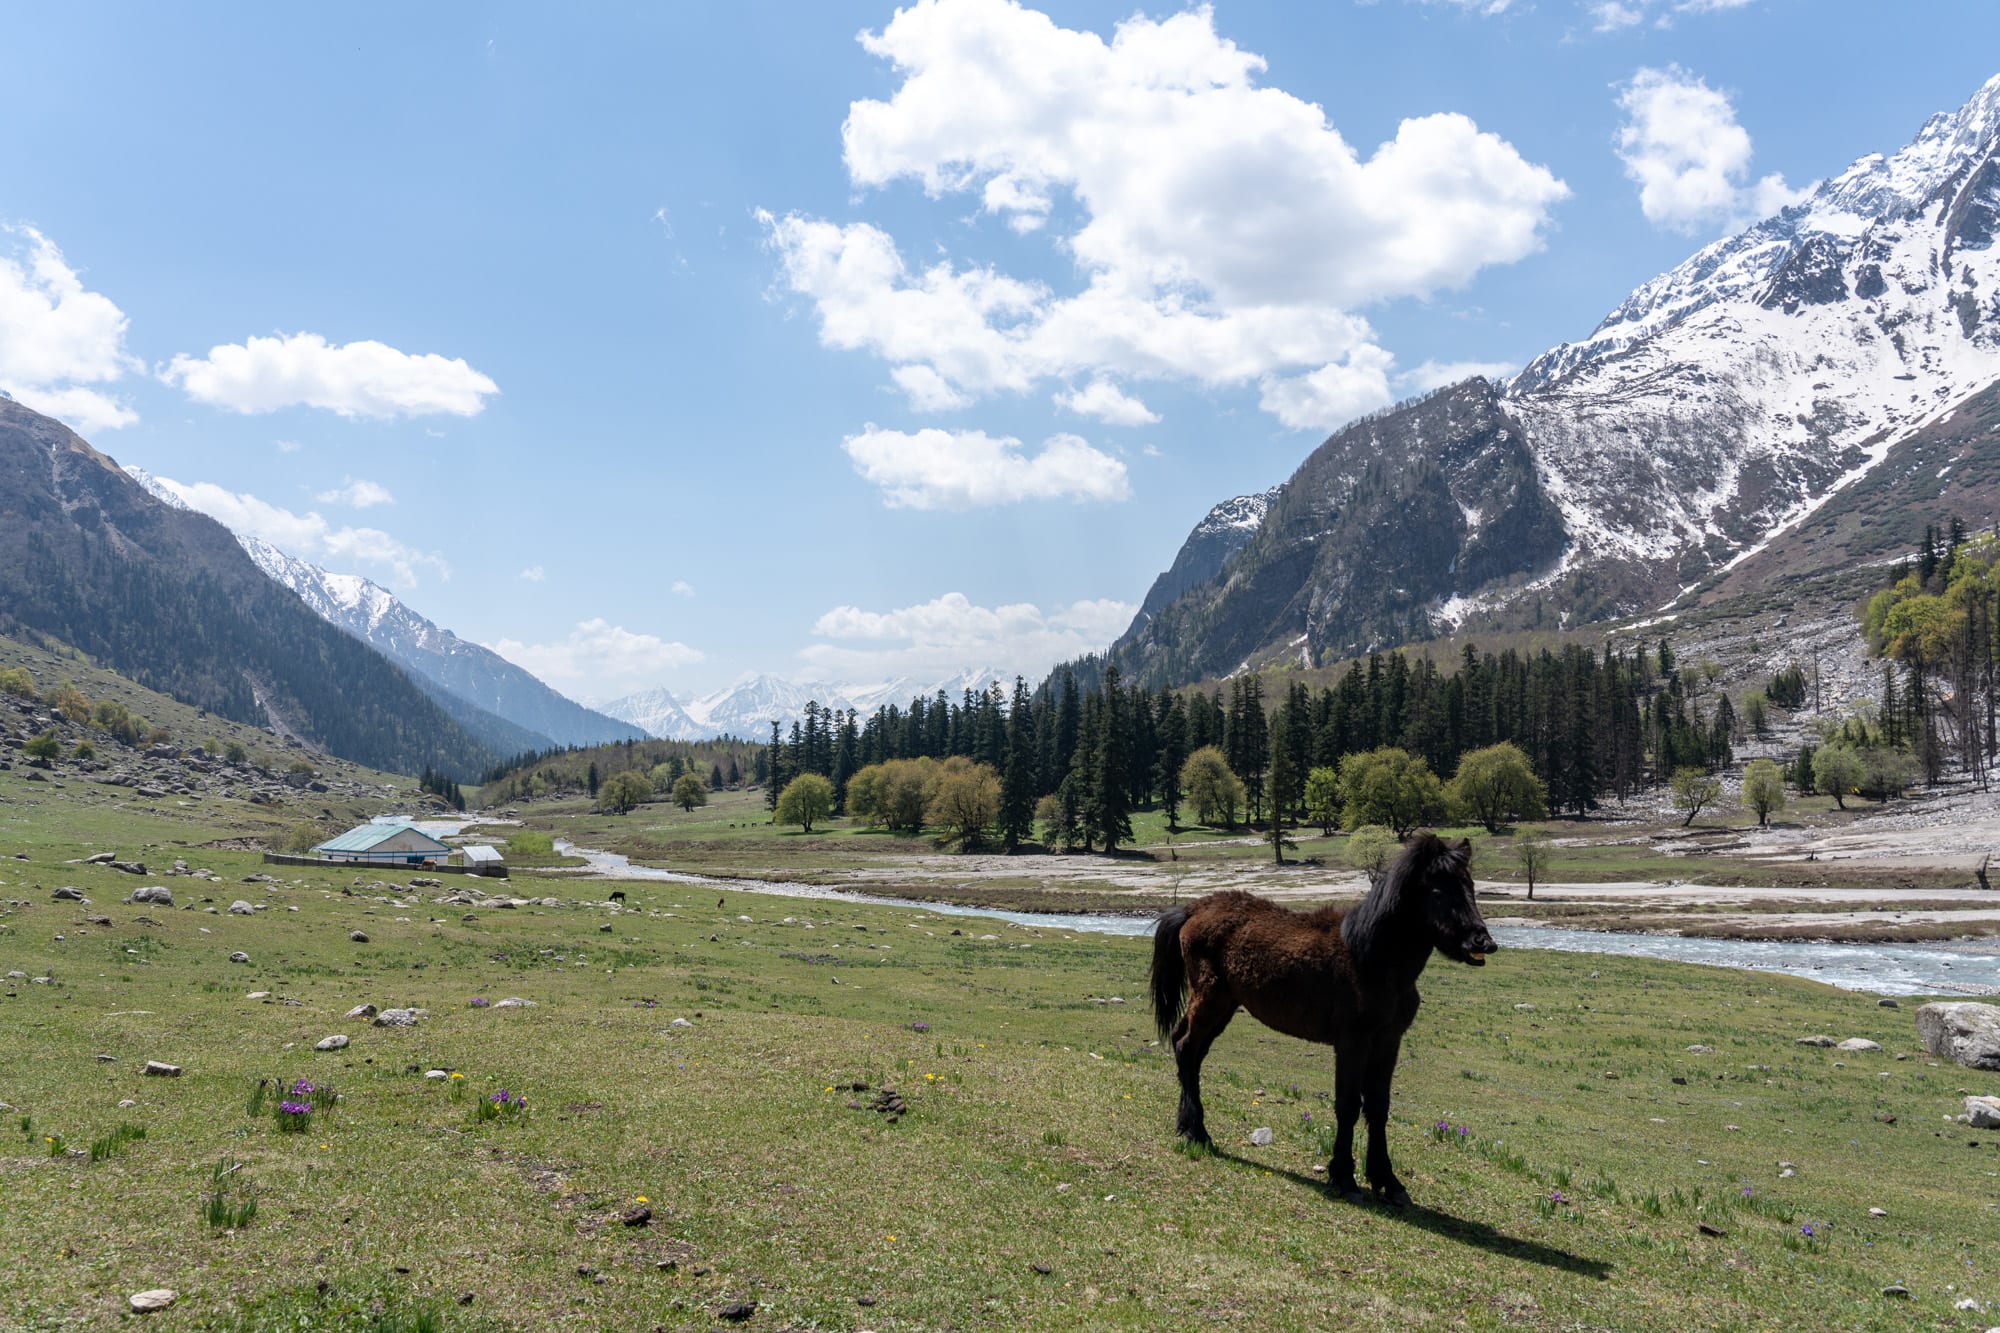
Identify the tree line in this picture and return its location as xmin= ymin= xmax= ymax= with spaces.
xmin=752 ymin=637 xmax=1765 ymax=851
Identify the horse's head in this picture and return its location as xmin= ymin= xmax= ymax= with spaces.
xmin=1418 ymin=835 xmax=1497 ymax=967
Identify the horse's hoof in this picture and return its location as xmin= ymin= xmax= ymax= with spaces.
xmin=1340 ymin=1189 xmax=1366 ymax=1206
xmin=1373 ymin=1185 xmax=1411 ymax=1208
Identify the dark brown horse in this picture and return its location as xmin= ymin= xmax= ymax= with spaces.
xmin=1150 ymin=832 xmax=1496 ymax=1205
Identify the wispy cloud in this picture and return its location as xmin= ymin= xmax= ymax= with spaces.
xmin=488 ymin=618 xmax=704 ymax=703
xmin=144 ymin=473 xmax=449 ymax=587
xmin=843 ymin=425 xmax=1131 ymax=509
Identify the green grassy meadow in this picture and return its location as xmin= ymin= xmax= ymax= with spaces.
xmin=4 ymin=763 xmax=2000 ymax=1331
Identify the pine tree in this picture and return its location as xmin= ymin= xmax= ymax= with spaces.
xmin=1093 ymin=665 xmax=1134 ymax=853
xmin=1000 ymin=677 xmax=1038 ymax=852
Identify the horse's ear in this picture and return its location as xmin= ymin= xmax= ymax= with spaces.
xmin=1455 ymin=838 xmax=1472 ymax=854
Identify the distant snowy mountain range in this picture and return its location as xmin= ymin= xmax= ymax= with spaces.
xmin=599 ymin=666 xmax=1014 ymax=741
xmin=122 ymin=466 xmax=1016 ymax=747
xmin=124 ymin=468 xmax=645 ymax=755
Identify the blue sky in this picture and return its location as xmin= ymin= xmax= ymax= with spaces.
xmin=2 ymin=0 xmax=1995 ymax=704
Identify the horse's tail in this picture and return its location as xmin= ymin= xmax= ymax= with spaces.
xmin=1150 ymin=905 xmax=1191 ymax=1041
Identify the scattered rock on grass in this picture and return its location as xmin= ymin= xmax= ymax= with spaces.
xmin=129 ymin=1290 xmax=176 ymax=1312
xmin=717 ymin=1302 xmax=756 ymax=1322
xmin=1917 ymin=1003 xmax=2000 ymax=1071
xmin=227 ymin=952 xmax=249 ymax=964
xmin=1882 ymin=1285 xmax=1911 ymax=1299
xmin=1838 ymin=1038 xmax=1882 ymax=1052
xmin=1966 ymin=1096 xmax=2000 ymax=1129
xmin=1795 ymin=1035 xmax=1835 ymax=1048
xmin=51 ymin=887 xmax=84 ymax=902
xmin=348 ymin=930 xmax=370 ymax=943
xmin=372 ymin=1008 xmax=421 ymax=1028
xmin=142 ymin=1061 xmax=180 ymax=1077
xmin=344 ymin=1004 xmax=378 ymax=1020
xmin=129 ymin=887 xmax=172 ymax=906
xmin=315 ymin=1035 xmax=349 ymax=1052
xmin=493 ymin=997 xmax=535 ymax=1009
xmin=1249 ymin=1127 xmax=1274 ymax=1146
xmin=621 ymin=1205 xmax=651 ymax=1227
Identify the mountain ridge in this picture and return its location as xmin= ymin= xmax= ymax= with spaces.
xmin=1102 ymin=70 xmax=2000 ymax=687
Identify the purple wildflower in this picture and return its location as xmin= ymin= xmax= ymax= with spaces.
xmin=279 ymin=1100 xmax=311 ymax=1116
xmin=910 ymin=1022 xmax=930 ymax=1032
xmin=492 ymin=1090 xmax=512 ymax=1104
xmin=290 ymin=1079 xmax=316 ymax=1097
xmin=1548 ymin=1190 xmax=1565 ymax=1204
xmin=1800 ymin=1224 xmax=1815 ymax=1237
xmin=469 ymin=997 xmax=490 ymax=1008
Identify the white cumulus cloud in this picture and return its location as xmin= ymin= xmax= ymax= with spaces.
xmin=763 ymin=0 xmax=1566 ymax=434
xmin=1591 ymin=0 xmax=1758 ymax=30
xmin=143 ymin=474 xmax=449 ymax=587
xmin=1614 ymin=65 xmax=1808 ymax=232
xmin=314 ymin=478 xmax=395 ymax=509
xmin=0 ymin=227 xmax=139 ymax=433
xmin=1395 ymin=358 xmax=1518 ymax=392
xmin=488 ymin=618 xmax=705 ymax=703
xmin=801 ymin=591 xmax=1135 ymax=683
xmin=843 ymin=425 xmax=1130 ymax=509
xmin=1053 ymin=377 xmax=1159 ymax=426
xmin=162 ymin=332 xmax=499 ymax=418
xmin=518 ymin=565 xmax=545 ymax=583
xmin=670 ymin=580 xmax=696 ymax=597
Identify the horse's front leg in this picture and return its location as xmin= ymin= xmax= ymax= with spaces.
xmin=1328 ymin=1038 xmax=1365 ymax=1202
xmin=1362 ymin=1033 xmax=1409 ymax=1206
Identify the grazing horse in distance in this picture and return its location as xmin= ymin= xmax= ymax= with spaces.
xmin=1150 ymin=833 xmax=1496 ymax=1205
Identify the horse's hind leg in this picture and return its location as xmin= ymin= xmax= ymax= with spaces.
xmin=1362 ymin=1034 xmax=1410 ymax=1207
xmin=1172 ymin=980 xmax=1233 ymax=1145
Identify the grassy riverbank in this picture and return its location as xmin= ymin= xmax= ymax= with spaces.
xmin=4 ymin=768 xmax=1999 ymax=1330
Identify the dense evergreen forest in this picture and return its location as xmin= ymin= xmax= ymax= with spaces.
xmin=474 ymin=735 xmax=764 ymax=806
xmin=753 ymin=639 xmax=1758 ymax=846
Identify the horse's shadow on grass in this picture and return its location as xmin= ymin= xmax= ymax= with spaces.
xmin=1200 ymin=1148 xmax=1612 ymax=1280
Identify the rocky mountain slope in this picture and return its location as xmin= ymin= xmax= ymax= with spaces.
xmin=124 ymin=469 xmax=645 ymax=758
xmin=1107 ymin=72 xmax=2000 ymax=687
xmin=0 ymin=398 xmax=494 ymax=776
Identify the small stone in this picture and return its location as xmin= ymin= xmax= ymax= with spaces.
xmin=143 ymin=1060 xmax=180 ymax=1077
xmin=1879 ymin=998 xmax=1900 ymax=1008
xmin=348 ymin=930 xmax=370 ymax=943
xmin=599 ymin=923 xmax=612 ymax=932
xmin=228 ymin=900 xmax=255 ymax=915
xmin=1249 ymin=1126 xmax=1274 ymax=1146
xmin=228 ymin=951 xmax=250 ymax=964
xmin=1795 ymin=1035 xmax=1835 ymax=1048
xmin=425 ymin=1069 xmax=450 ymax=1080
xmin=1779 ymin=1168 xmax=1795 ymax=1178
xmin=315 ymin=1035 xmax=349 ymax=1051
xmin=1965 ymin=1096 xmax=2000 ymax=1129
xmin=1956 ymin=1298 xmax=1983 ymax=1312
xmin=344 ymin=1004 xmax=378 ymax=1020
xmin=1882 ymin=1285 xmax=1911 ymax=1299
xmin=1514 ymin=1003 xmax=1536 ymax=1012
xmin=51 ymin=886 xmax=84 ymax=902
xmin=118 ymin=1098 xmax=135 ymax=1108
xmin=1724 ymin=1124 xmax=1741 ymax=1132
xmin=1697 ymin=1223 xmax=1725 ymax=1237
xmin=1837 ymin=1038 xmax=1882 ymax=1052
xmin=493 ymin=997 xmax=535 ymax=1009
xmin=1685 ymin=1044 xmax=1713 ymax=1054
xmin=128 ymin=886 xmax=172 ymax=906
xmin=129 ymin=1289 xmax=177 ymax=1312
xmin=717 ymin=1302 xmax=756 ymax=1322
xmin=373 ymin=1008 xmax=421 ymax=1027
xmin=621 ymin=1205 xmax=651 ymax=1227
xmin=1869 ymin=1207 xmax=1888 ymax=1217
xmin=856 ymin=1294 xmax=877 ymax=1306
xmin=671 ymin=1017 xmax=692 ymax=1027
xmin=246 ymin=991 xmax=270 ymax=1000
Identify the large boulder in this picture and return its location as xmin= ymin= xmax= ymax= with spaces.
xmin=129 ymin=886 xmax=173 ymax=906
xmin=1916 ymin=1002 xmax=2000 ymax=1070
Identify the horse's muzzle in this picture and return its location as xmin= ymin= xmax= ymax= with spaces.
xmin=1462 ymin=935 xmax=1498 ymax=966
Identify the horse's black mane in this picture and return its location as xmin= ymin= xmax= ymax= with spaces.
xmin=1341 ymin=832 xmax=1465 ymax=966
